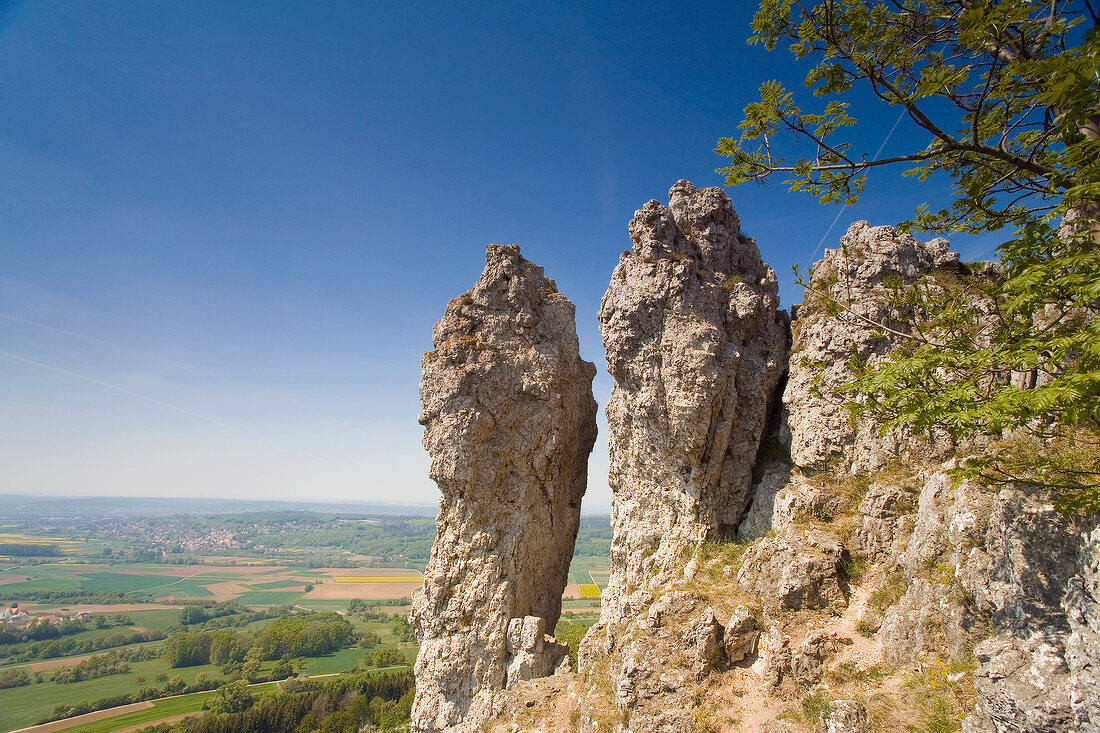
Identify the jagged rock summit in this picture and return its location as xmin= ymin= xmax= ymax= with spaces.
xmin=424 ymin=188 xmax=1099 ymax=733
xmin=410 ymin=244 xmax=597 ymax=733
xmin=785 ymin=220 xmax=959 ymax=473
xmin=597 ymin=180 xmax=788 ymax=622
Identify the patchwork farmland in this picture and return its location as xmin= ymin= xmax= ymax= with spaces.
xmin=0 ymin=564 xmax=425 ymax=607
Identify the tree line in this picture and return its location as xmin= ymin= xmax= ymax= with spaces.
xmin=0 ymin=543 xmax=62 ymax=556
xmin=0 ymin=627 xmax=165 ymax=664
xmin=142 ymin=671 xmax=414 ymax=733
xmin=163 ymin=612 xmax=357 ymax=672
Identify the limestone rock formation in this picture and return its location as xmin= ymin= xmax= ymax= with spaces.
xmin=785 ymin=221 xmax=958 ymax=473
xmin=469 ymin=194 xmax=1098 ymax=733
xmin=792 ymin=631 xmax=851 ymax=687
xmin=597 ymin=180 xmax=788 ymax=621
xmin=817 ymin=700 xmax=871 ymax=733
xmin=578 ymin=590 xmax=757 ymax=732
xmin=723 ymin=605 xmax=760 ymax=662
xmin=410 ymin=244 xmax=597 ymax=733
xmin=850 ymin=476 xmax=919 ymax=564
xmin=752 ymin=626 xmax=792 ymax=688
xmin=737 ymin=527 xmax=848 ymax=610
xmin=957 ymin=490 xmax=1100 ymax=732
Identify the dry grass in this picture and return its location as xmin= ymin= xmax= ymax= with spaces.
xmin=680 ymin=541 xmax=762 ymax=617
xmin=869 ymin=570 xmax=909 ymax=612
xmin=902 ymin=659 xmax=977 ymax=733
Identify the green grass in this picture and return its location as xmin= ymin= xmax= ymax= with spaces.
xmin=148 ymin=579 xmax=214 ymax=600
xmin=0 ymin=658 xmax=228 ymax=731
xmin=77 ymin=572 xmax=180 ymax=594
xmin=247 ymin=580 xmax=303 ymax=590
xmin=0 ymin=571 xmax=81 ymax=594
xmin=45 ymin=682 xmax=285 ymax=733
xmin=567 ymin=556 xmax=609 ymax=586
xmin=232 ymin=591 xmax=304 ymax=605
xmin=1 ymin=570 xmax=217 ymax=600
xmin=47 ymin=690 xmax=221 ymax=733
xmin=122 ymin=608 xmax=188 ymax=632
xmin=297 ymin=645 xmax=372 ymax=675
xmin=291 ymin=599 xmax=350 ymax=611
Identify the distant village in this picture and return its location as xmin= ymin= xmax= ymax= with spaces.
xmin=0 ymin=606 xmax=93 ymax=627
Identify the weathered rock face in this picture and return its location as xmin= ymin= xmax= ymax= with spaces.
xmin=597 ymin=180 xmax=789 ymax=622
xmin=577 ymin=590 xmax=754 ymax=733
xmin=818 ymin=700 xmax=871 ymax=733
xmin=737 ymin=527 xmax=848 ymax=611
xmin=957 ymin=490 xmax=1100 ymax=732
xmin=410 ymin=244 xmax=598 ymax=733
xmin=785 ymin=221 xmax=958 ymax=473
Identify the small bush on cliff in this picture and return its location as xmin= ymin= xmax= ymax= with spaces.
xmin=554 ymin=615 xmax=593 ymax=672
xmin=719 ymin=0 xmax=1100 ymax=510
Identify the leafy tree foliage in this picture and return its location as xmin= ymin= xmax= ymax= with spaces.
xmin=176 ymin=671 xmax=413 ymax=733
xmin=210 ymin=680 xmax=255 ymax=715
xmin=0 ymin=543 xmax=62 ymax=556
xmin=554 ymin=615 xmax=594 ymax=672
xmin=163 ymin=630 xmax=214 ymax=668
xmin=0 ymin=669 xmax=30 ymax=689
xmin=367 ymin=648 xmax=409 ymax=667
xmin=0 ymin=626 xmax=165 ymax=664
xmin=389 ymin=614 xmax=417 ymax=644
xmin=49 ymin=650 xmax=130 ymax=683
xmin=164 ymin=612 xmax=356 ymax=668
xmin=253 ymin=612 xmax=356 ymax=660
xmin=718 ymin=0 xmax=1100 ymax=506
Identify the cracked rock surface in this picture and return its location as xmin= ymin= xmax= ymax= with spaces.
xmin=597 ymin=180 xmax=788 ymax=623
xmin=410 ymin=244 xmax=597 ymax=733
xmin=785 ymin=221 xmax=958 ymax=473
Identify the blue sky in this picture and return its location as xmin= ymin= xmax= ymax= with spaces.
xmin=0 ymin=1 xmax=1003 ymax=508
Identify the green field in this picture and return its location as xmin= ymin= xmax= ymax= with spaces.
xmin=0 ymin=570 xmax=80 ymax=594
xmin=0 ymin=657 xmax=227 ymax=731
xmin=45 ymin=681 xmax=285 ymax=733
xmin=0 ymin=609 xmax=418 ymax=730
xmin=567 ymin=555 xmax=609 ymax=587
xmin=0 ymin=569 xmax=219 ymax=599
xmin=292 ymin=598 xmax=350 ymax=611
xmin=247 ymin=579 xmax=303 ymax=590
xmin=230 ymin=591 xmax=304 ymax=605
xmin=47 ymin=690 xmax=221 ymax=733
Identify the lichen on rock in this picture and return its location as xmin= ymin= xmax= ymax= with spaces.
xmin=410 ymin=244 xmax=597 ymax=733
xmin=785 ymin=220 xmax=959 ymax=473
xmin=597 ymin=180 xmax=789 ymax=622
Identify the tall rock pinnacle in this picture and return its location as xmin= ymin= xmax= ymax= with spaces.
xmin=597 ymin=181 xmax=789 ymax=622
xmin=785 ymin=221 xmax=959 ymax=473
xmin=410 ymin=244 xmax=598 ymax=733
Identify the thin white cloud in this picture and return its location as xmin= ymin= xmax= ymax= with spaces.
xmin=0 ymin=348 xmax=231 ymax=428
